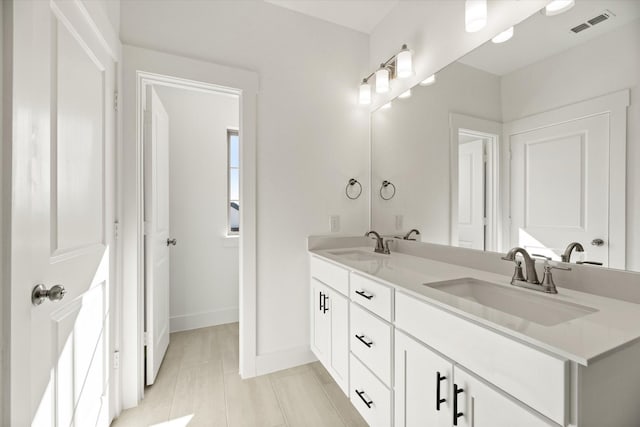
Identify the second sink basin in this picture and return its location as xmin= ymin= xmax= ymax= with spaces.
xmin=425 ymin=277 xmax=597 ymax=326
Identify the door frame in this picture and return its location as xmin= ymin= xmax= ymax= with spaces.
xmin=120 ymin=45 xmax=258 ymax=409
xmin=502 ymin=90 xmax=629 ymax=269
xmin=449 ymin=113 xmax=501 ymax=252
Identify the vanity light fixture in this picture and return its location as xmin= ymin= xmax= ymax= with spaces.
xmin=381 ymin=102 xmax=392 ymax=110
xmin=359 ymin=79 xmax=372 ymax=105
xmin=465 ymin=0 xmax=487 ymax=33
xmin=419 ymin=74 xmax=436 ymax=86
xmin=358 ymin=44 xmax=413 ymax=103
xmin=399 ymin=89 xmax=411 ymax=99
xmin=491 ymin=26 xmax=514 ymax=43
xmin=544 ymin=0 xmax=575 ymax=16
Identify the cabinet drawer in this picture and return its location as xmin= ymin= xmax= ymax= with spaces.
xmin=350 ymin=354 xmax=392 ymax=427
xmin=350 ymin=303 xmax=393 ymax=387
xmin=350 ymin=273 xmax=393 ymax=321
xmin=310 ymin=256 xmax=349 ymax=296
xmin=396 ymin=292 xmax=568 ymax=425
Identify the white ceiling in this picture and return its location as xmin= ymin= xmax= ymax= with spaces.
xmin=459 ymin=0 xmax=640 ymax=76
xmin=264 ymin=0 xmax=398 ymax=34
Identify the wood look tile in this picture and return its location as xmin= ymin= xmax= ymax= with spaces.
xmin=224 ymin=372 xmax=285 ymax=427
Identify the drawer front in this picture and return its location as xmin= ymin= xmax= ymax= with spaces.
xmin=350 ymin=273 xmax=393 ymax=321
xmin=350 ymin=303 xmax=393 ymax=386
xmin=350 ymin=354 xmax=392 ymax=427
xmin=396 ymin=292 xmax=568 ymax=425
xmin=310 ymin=256 xmax=349 ymax=296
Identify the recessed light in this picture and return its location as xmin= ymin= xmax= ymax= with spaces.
xmin=492 ymin=26 xmax=514 ymax=43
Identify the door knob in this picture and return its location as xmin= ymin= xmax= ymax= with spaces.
xmin=167 ymin=238 xmax=177 ymax=246
xmin=32 ymin=284 xmax=66 ymax=306
xmin=591 ymin=238 xmax=605 ymax=247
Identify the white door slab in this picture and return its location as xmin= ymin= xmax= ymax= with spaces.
xmin=457 ymin=139 xmax=485 ymax=250
xmin=10 ymin=0 xmax=115 ymax=425
xmin=144 ymin=86 xmax=171 ymax=385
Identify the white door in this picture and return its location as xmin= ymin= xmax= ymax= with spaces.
xmin=509 ymin=114 xmax=609 ymax=265
xmin=454 ymin=368 xmax=553 ymax=427
xmin=144 ymin=86 xmax=171 ymax=385
xmin=394 ymin=331 xmax=452 ymax=427
xmin=458 ymin=139 xmax=485 ymax=250
xmin=311 ymin=279 xmax=330 ymax=363
xmin=328 ymin=290 xmax=348 ymax=394
xmin=10 ymin=0 xmax=115 ymax=425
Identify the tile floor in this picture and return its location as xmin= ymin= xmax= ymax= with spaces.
xmin=111 ymin=323 xmax=367 ymax=427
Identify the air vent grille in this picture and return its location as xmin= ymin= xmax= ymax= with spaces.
xmin=570 ymin=10 xmax=614 ymax=34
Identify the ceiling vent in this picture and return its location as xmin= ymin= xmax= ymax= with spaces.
xmin=570 ymin=10 xmax=614 ymax=34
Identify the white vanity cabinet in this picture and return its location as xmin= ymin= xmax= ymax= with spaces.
xmin=309 ymin=257 xmax=349 ymax=394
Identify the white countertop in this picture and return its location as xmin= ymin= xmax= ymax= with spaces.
xmin=310 ymin=246 xmax=640 ymax=366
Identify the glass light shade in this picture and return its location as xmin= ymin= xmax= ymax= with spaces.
xmin=396 ymin=47 xmax=413 ymax=78
xmin=375 ymin=66 xmax=390 ymax=93
xmin=359 ymin=80 xmax=371 ymax=105
xmin=491 ymin=26 xmax=514 ymax=43
xmin=544 ymin=0 xmax=575 ymax=16
xmin=399 ymin=89 xmax=411 ymax=99
xmin=465 ymin=0 xmax=487 ymax=33
xmin=381 ymin=102 xmax=392 ymax=110
xmin=419 ymin=74 xmax=436 ymax=86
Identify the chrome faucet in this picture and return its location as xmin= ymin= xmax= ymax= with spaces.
xmin=403 ymin=229 xmax=421 ymax=241
xmin=561 ymin=242 xmax=584 ymax=263
xmin=365 ymin=231 xmax=390 ymax=254
xmin=502 ymin=247 xmax=539 ymax=285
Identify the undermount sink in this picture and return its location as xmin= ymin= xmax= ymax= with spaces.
xmin=425 ymin=278 xmax=597 ymax=327
xmin=327 ymin=249 xmax=383 ymax=262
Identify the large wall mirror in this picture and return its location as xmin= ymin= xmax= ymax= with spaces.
xmin=371 ymin=0 xmax=640 ymax=272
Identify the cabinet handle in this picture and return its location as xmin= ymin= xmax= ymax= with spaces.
xmin=323 ymin=294 xmax=329 ymax=313
xmin=436 ymin=371 xmax=446 ymax=411
xmin=453 ymin=383 xmax=464 ymax=426
xmin=355 ymin=389 xmax=373 ymax=408
xmin=355 ymin=290 xmax=374 ymax=300
xmin=319 ymin=292 xmax=324 ymax=312
xmin=355 ymin=334 xmax=373 ymax=348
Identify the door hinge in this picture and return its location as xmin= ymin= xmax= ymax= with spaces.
xmin=114 ymin=91 xmax=119 ymax=112
xmin=113 ymin=350 xmax=120 ymax=369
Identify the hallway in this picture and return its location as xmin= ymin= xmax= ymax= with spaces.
xmin=112 ymin=324 xmax=366 ymax=426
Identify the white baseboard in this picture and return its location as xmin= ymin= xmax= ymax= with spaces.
xmin=255 ymin=345 xmax=317 ymax=376
xmin=170 ymin=307 xmax=239 ymax=332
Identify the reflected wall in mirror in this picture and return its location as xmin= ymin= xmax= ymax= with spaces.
xmin=371 ymin=0 xmax=640 ymax=272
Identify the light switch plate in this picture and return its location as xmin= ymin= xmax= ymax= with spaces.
xmin=330 ymin=215 xmax=340 ymax=233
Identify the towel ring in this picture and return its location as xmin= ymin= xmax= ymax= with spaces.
xmin=345 ymin=178 xmax=362 ymax=200
xmin=380 ymin=180 xmax=396 ymax=200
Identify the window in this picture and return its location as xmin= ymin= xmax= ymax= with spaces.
xmin=228 ymin=129 xmax=240 ymax=235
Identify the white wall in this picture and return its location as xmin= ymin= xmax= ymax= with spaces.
xmin=371 ymin=62 xmax=502 ymax=243
xmin=120 ymin=1 xmax=370 ymax=365
xmin=154 ymin=86 xmax=240 ymax=332
xmin=0 ymin=1 xmax=6 ymax=423
xmin=501 ymin=20 xmax=640 ymax=271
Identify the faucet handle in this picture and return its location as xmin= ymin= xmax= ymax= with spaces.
xmin=531 ymin=254 xmax=551 ymax=261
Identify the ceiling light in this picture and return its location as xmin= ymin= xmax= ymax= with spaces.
xmin=396 ymin=44 xmax=413 ymax=78
xmin=465 ymin=0 xmax=487 ymax=33
xmin=544 ymin=0 xmax=575 ymax=16
xmin=359 ymin=79 xmax=371 ymax=105
xmin=419 ymin=74 xmax=436 ymax=86
xmin=492 ymin=26 xmax=514 ymax=43
xmin=399 ymin=89 xmax=411 ymax=99
xmin=381 ymin=102 xmax=392 ymax=110
xmin=375 ymin=64 xmax=390 ymax=93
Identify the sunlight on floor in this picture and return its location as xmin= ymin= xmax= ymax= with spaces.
xmin=150 ymin=414 xmax=195 ymax=426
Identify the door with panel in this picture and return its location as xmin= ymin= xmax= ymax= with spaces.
xmin=327 ymin=289 xmax=348 ymax=394
xmin=310 ymin=279 xmax=330 ymax=363
xmin=394 ymin=331 xmax=452 ymax=427
xmin=10 ymin=0 xmax=116 ymax=425
xmin=457 ymin=139 xmax=486 ymax=250
xmin=144 ymin=86 xmax=172 ymax=385
xmin=509 ymin=113 xmax=610 ymax=265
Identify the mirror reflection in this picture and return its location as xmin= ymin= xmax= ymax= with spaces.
xmin=371 ymin=0 xmax=640 ymax=271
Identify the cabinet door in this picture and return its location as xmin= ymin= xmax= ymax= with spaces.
xmin=311 ymin=279 xmax=330 ymax=363
xmin=328 ymin=289 xmax=349 ymax=394
xmin=453 ymin=367 xmax=555 ymax=427
xmin=395 ymin=331 xmax=452 ymax=427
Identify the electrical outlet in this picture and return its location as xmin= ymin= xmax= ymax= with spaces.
xmin=395 ymin=215 xmax=403 ymax=231
xmin=330 ymin=215 xmax=340 ymax=233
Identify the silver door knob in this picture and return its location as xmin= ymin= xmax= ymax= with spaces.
xmin=32 ymin=284 xmax=66 ymax=306
xmin=591 ymin=238 xmax=605 ymax=247
xmin=167 ymin=238 xmax=177 ymax=246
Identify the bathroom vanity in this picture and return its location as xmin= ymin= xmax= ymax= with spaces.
xmin=308 ymin=244 xmax=640 ymax=427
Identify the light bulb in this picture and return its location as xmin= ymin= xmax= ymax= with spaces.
xmin=465 ymin=0 xmax=487 ymax=33
xmin=419 ymin=74 xmax=436 ymax=86
xmin=491 ymin=26 xmax=514 ymax=43
xmin=359 ymin=79 xmax=371 ymax=105
xmin=396 ymin=45 xmax=413 ymax=78
xmin=544 ymin=0 xmax=575 ymax=16
xmin=381 ymin=102 xmax=392 ymax=110
xmin=399 ymin=89 xmax=411 ymax=99
xmin=375 ymin=65 xmax=390 ymax=93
